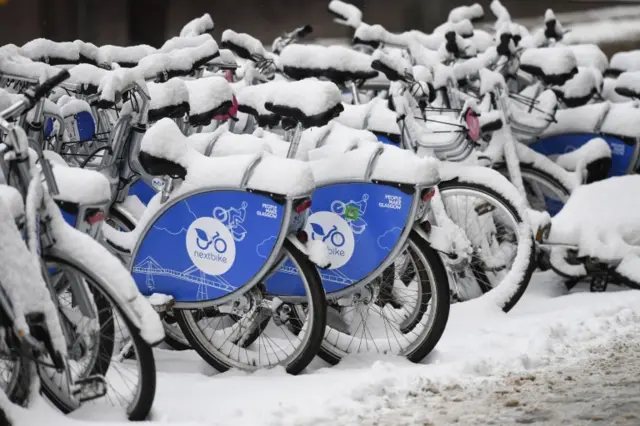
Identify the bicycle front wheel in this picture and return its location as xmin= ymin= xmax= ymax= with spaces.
xmin=436 ymin=180 xmax=536 ymax=312
xmin=40 ymin=255 xmax=156 ymax=421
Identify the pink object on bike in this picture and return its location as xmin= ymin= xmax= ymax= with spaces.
xmin=213 ymin=70 xmax=238 ymax=121
xmin=465 ymin=108 xmax=480 ymax=142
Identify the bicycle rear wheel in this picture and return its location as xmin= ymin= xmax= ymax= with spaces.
xmin=175 ymin=239 xmax=326 ymax=375
xmin=40 ymin=255 xmax=156 ymax=421
xmin=315 ymin=232 xmax=450 ymax=364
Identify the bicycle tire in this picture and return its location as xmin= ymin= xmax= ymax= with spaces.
xmin=437 ymin=180 xmax=536 ymax=313
xmin=175 ymin=239 xmax=326 ymax=375
xmin=108 ymin=206 xmax=191 ymax=351
xmin=40 ymin=255 xmax=156 ymax=421
xmin=318 ymin=232 xmax=450 ymax=364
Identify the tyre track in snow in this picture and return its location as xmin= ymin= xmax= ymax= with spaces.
xmin=310 ymin=337 xmax=640 ymax=426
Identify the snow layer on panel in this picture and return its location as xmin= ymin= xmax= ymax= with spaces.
xmin=554 ymin=137 xmax=611 ymax=172
xmin=542 ymin=102 xmax=640 ymax=138
xmin=520 ymin=46 xmax=578 ymax=76
xmin=548 ymin=175 xmax=640 ymax=261
xmin=246 ymin=155 xmax=315 ymax=197
xmin=371 ymin=145 xmax=440 ymax=185
xmin=309 ymin=143 xmax=381 ymax=185
xmin=180 ymin=13 xmax=214 ymax=37
xmin=183 ymin=76 xmax=233 ymax=116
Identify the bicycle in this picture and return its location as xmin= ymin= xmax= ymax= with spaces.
xmin=0 ymin=70 xmax=162 ymax=420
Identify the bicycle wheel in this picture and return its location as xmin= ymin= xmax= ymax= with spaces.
xmin=175 ymin=239 xmax=326 ymax=375
xmin=315 ymin=232 xmax=450 ymax=364
xmin=437 ymin=180 xmax=536 ymax=312
xmin=108 ymin=207 xmax=191 ymax=351
xmin=39 ymin=256 xmax=156 ymax=421
xmin=0 ymin=344 xmax=32 ymax=407
xmin=494 ymin=163 xmax=571 ymax=217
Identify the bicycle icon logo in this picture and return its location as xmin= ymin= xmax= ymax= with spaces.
xmin=213 ymin=201 xmax=248 ymax=241
xmin=330 ymin=194 xmax=369 ymax=235
xmin=310 ymin=223 xmax=345 ymax=247
xmin=195 ymin=228 xmax=228 ymax=253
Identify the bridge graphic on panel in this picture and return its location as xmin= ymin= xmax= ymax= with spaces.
xmin=278 ymin=264 xmax=355 ymax=286
xmin=133 ymin=256 xmax=236 ymax=300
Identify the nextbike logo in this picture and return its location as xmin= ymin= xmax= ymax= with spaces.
xmin=610 ymin=142 xmax=625 ymax=156
xmin=306 ymin=211 xmax=355 ymax=269
xmin=379 ymin=194 xmax=402 ymax=210
xmin=186 ymin=217 xmax=236 ymax=275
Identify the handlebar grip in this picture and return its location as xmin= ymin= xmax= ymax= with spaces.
xmin=371 ymin=59 xmax=404 ymax=83
xmin=296 ymin=25 xmax=313 ymax=38
xmin=30 ymin=70 xmax=70 ymax=103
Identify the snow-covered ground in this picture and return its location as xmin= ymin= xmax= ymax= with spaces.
xmin=7 ymin=271 xmax=640 ymax=425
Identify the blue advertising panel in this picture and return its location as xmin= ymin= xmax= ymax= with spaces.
xmin=131 ymin=190 xmax=285 ymax=302
xmin=267 ymin=183 xmax=413 ymax=296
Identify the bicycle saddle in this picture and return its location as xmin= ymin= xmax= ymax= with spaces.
xmin=263 ymin=79 xmax=344 ymax=129
xmin=552 ymin=67 xmax=601 ymax=108
xmin=614 ymin=71 xmax=640 ymax=99
xmin=520 ymin=46 xmax=578 ymax=86
xmin=236 ymin=82 xmax=283 ymax=128
xmin=221 ymin=30 xmax=270 ymax=61
xmin=152 ymin=80 xmax=190 ymax=122
xmin=279 ymin=44 xmax=378 ymax=85
xmin=95 ymin=44 xmax=157 ymax=68
xmin=607 ymin=50 xmax=640 ymax=78
xmin=183 ymin=76 xmax=234 ymax=127
xmin=138 ymin=41 xmax=219 ymax=82
xmin=21 ymin=38 xmax=80 ymax=65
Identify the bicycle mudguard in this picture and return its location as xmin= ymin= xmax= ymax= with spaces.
xmin=130 ymin=189 xmax=290 ymax=304
xmin=529 ymin=133 xmax=636 ymax=177
xmin=266 ymin=182 xmax=417 ymax=295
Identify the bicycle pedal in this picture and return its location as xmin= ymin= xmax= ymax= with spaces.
xmin=590 ymin=274 xmax=609 ymax=293
xmin=72 ymin=375 xmax=107 ymax=403
xmin=147 ymin=293 xmax=175 ymax=315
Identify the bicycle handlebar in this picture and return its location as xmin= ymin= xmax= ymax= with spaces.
xmin=26 ymin=69 xmax=71 ymax=106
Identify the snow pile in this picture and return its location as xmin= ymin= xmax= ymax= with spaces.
xmin=147 ymin=78 xmax=190 ymax=114
xmin=67 ymin=63 xmax=110 ymax=90
xmin=98 ymin=66 xmax=147 ymax=104
xmin=0 ymin=184 xmax=24 ymax=219
xmin=553 ymin=137 xmax=611 ymax=174
xmin=548 ymin=175 xmax=640 ymax=261
xmin=138 ymin=41 xmax=218 ymax=80
xmin=180 ymin=13 xmax=214 ymax=38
